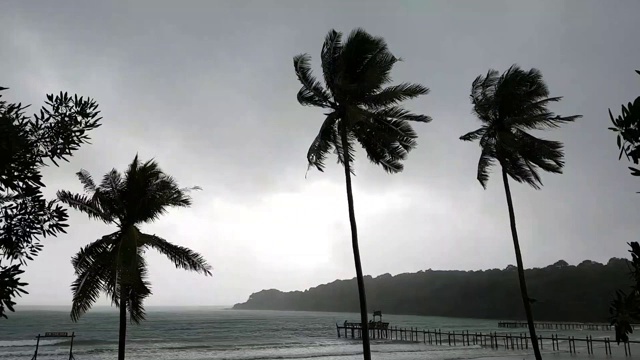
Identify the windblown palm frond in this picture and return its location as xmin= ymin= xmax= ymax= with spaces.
xmin=141 ymin=234 xmax=212 ymax=276
xmin=294 ymin=28 xmax=430 ymax=175
xmin=460 ymin=64 xmax=582 ymax=189
xmin=70 ymin=236 xmax=119 ymax=321
xmin=57 ymin=190 xmax=112 ymax=223
xmin=125 ymin=252 xmax=152 ymax=324
xmin=71 ymin=231 xmax=120 ymax=274
xmin=293 ymin=54 xmax=331 ymax=108
xmin=306 ymin=114 xmax=339 ymax=172
xmin=77 ymin=169 xmax=97 ymax=193
xmin=320 ymin=30 xmax=342 ymax=95
xmin=362 ymin=83 xmax=430 ymax=110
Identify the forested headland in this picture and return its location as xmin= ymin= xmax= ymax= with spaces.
xmin=233 ymin=258 xmax=632 ymax=322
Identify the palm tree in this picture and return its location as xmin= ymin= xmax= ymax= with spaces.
xmin=57 ymin=155 xmax=212 ymax=360
xmin=293 ymin=28 xmax=430 ymax=360
xmin=460 ymin=65 xmax=581 ymax=360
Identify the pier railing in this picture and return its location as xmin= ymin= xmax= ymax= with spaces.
xmin=497 ymin=321 xmax=639 ymax=331
xmin=336 ymin=323 xmax=637 ymax=357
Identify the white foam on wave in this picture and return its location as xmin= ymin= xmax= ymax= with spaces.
xmin=0 ymin=339 xmax=67 ymax=347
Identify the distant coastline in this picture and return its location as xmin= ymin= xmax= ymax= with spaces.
xmin=233 ymin=258 xmax=631 ymax=323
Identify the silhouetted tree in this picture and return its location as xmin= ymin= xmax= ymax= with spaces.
xmin=293 ymin=28 xmax=430 ymax=360
xmin=0 ymin=88 xmax=101 ymax=319
xmin=608 ymin=70 xmax=640 ymax=344
xmin=460 ymin=65 xmax=581 ymax=360
xmin=609 ymin=70 xmax=640 ymax=184
xmin=57 ymin=156 xmax=212 ymax=360
xmin=610 ymin=242 xmax=640 ymax=344
xmin=553 ymin=260 xmax=569 ymax=268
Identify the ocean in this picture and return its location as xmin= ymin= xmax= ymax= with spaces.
xmin=0 ymin=307 xmax=636 ymax=360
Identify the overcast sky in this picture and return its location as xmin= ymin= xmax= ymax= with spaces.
xmin=1 ymin=0 xmax=639 ymax=307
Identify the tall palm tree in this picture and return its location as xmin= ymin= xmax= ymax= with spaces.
xmin=57 ymin=155 xmax=212 ymax=360
xmin=293 ymin=28 xmax=430 ymax=360
xmin=460 ymin=65 xmax=581 ymax=360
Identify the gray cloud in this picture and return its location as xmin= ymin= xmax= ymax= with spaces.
xmin=1 ymin=0 xmax=639 ymax=307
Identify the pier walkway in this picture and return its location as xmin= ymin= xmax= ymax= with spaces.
xmin=497 ymin=321 xmax=630 ymax=331
xmin=336 ymin=322 xmax=638 ymax=357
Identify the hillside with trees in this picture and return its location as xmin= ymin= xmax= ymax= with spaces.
xmin=234 ymin=258 xmax=632 ymax=322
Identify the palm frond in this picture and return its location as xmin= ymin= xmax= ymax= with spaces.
xmin=514 ymin=129 xmax=564 ymax=172
xmin=339 ymin=28 xmax=398 ymax=97
xmin=508 ymin=96 xmax=582 ymax=130
xmin=293 ymin=54 xmax=331 ymax=108
xmin=57 ymin=190 xmax=111 ymax=223
xmin=126 ymin=253 xmax=152 ymax=324
xmin=101 ymin=169 xmax=124 ymax=195
xmin=477 ymin=144 xmax=497 ymax=188
xmin=499 ymin=145 xmax=542 ymax=189
xmin=70 ymin=243 xmax=117 ymax=322
xmin=460 ymin=127 xmax=487 ymax=142
xmin=373 ymin=106 xmax=431 ymax=123
xmin=375 ymin=118 xmax=419 ymax=150
xmin=76 ymin=169 xmax=97 ymax=193
xmin=141 ymin=234 xmax=212 ymax=276
xmin=352 ymin=119 xmax=415 ymax=173
xmin=361 ymin=83 xmax=429 ymax=110
xmin=70 ymin=268 xmax=105 ymax=322
xmin=470 ymin=69 xmax=500 ymax=124
xmin=97 ymin=169 xmax=125 ymax=223
xmin=71 ymin=231 xmax=120 ymax=274
xmin=307 ymin=113 xmax=338 ymax=172
xmin=321 ymin=29 xmax=343 ymax=95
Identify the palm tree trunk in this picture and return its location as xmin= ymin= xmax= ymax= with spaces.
xmin=341 ymin=125 xmax=371 ymax=360
xmin=501 ymin=168 xmax=542 ymax=360
xmin=118 ymin=286 xmax=127 ymax=360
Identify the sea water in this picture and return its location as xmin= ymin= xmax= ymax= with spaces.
xmin=0 ymin=307 xmax=635 ymax=359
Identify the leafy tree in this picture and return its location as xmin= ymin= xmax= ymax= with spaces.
xmin=609 ymin=242 xmax=640 ymax=344
xmin=609 ymin=70 xmax=640 ymax=183
xmin=608 ymin=71 xmax=640 ymax=343
xmin=57 ymin=156 xmax=212 ymax=360
xmin=0 ymin=87 xmax=101 ymax=318
xmin=293 ymin=28 xmax=430 ymax=360
xmin=460 ymin=65 xmax=581 ymax=360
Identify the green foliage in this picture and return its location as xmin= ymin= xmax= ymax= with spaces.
xmin=293 ymin=28 xmax=431 ymax=174
xmin=58 ymin=156 xmax=212 ymax=323
xmin=460 ymin=65 xmax=581 ymax=189
xmin=234 ymin=258 xmax=631 ymax=322
xmin=0 ymin=87 xmax=101 ymax=319
xmin=610 ymin=242 xmax=640 ymax=344
xmin=609 ymin=70 xmax=640 ymax=181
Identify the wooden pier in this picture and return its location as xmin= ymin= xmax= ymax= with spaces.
xmin=498 ymin=321 xmax=638 ymax=331
xmin=336 ymin=323 xmax=639 ymax=357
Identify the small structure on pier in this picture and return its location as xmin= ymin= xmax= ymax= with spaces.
xmin=31 ymin=332 xmax=75 ymax=360
xmin=337 ymin=310 xmax=391 ymax=340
